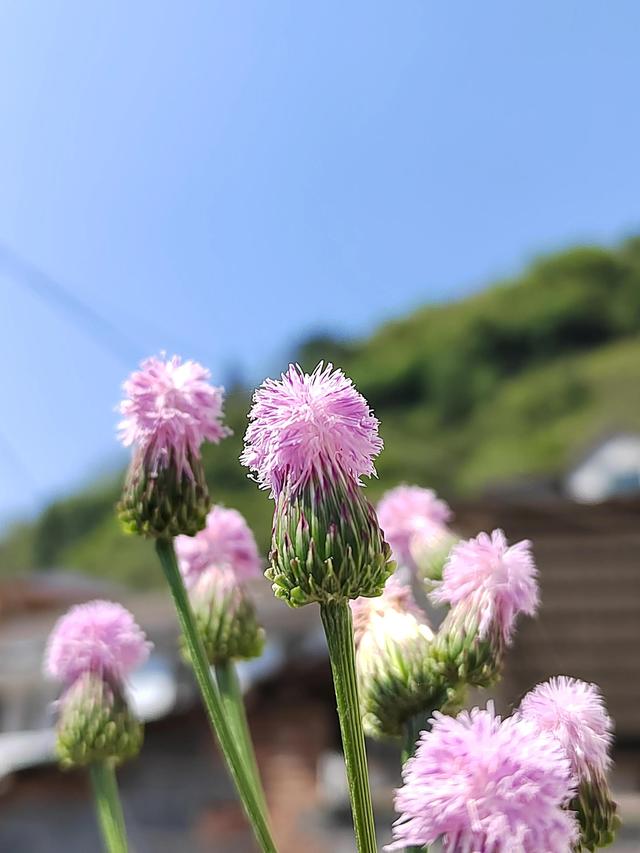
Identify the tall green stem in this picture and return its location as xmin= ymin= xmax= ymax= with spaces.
xmin=401 ymin=715 xmax=429 ymax=853
xmin=89 ymin=760 xmax=128 ymax=853
xmin=401 ymin=712 xmax=425 ymax=767
xmin=155 ymin=538 xmax=277 ymax=853
xmin=215 ymin=658 xmax=268 ymax=813
xmin=320 ymin=600 xmax=377 ymax=853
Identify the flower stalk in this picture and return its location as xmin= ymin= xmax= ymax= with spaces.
xmin=401 ymin=713 xmax=424 ymax=767
xmin=155 ymin=538 xmax=277 ymax=853
xmin=89 ymin=760 xmax=128 ymax=853
xmin=215 ymin=658 xmax=268 ymax=814
xmin=401 ymin=716 xmax=429 ymax=853
xmin=320 ymin=600 xmax=377 ymax=853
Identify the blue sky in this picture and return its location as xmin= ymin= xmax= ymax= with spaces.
xmin=1 ymin=1 xmax=640 ymax=525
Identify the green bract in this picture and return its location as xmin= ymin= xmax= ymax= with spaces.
xmin=574 ymin=777 xmax=620 ymax=852
xmin=358 ymin=631 xmax=454 ymax=739
xmin=268 ymin=467 xmax=394 ymax=607
xmin=118 ymin=447 xmax=211 ymax=539
xmin=433 ymin=605 xmax=505 ymax=689
xmin=185 ymin=583 xmax=265 ymax=665
xmin=56 ymin=673 xmax=143 ymax=769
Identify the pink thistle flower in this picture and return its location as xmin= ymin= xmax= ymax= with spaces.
xmin=389 ymin=704 xmax=578 ymax=852
xmin=431 ymin=529 xmax=539 ymax=643
xmin=175 ymin=505 xmax=262 ymax=589
xmin=241 ymin=362 xmax=382 ymax=496
xmin=45 ymin=600 xmax=152 ymax=686
xmin=377 ymin=485 xmax=453 ymax=572
xmin=519 ymin=676 xmax=614 ymax=783
xmin=118 ymin=355 xmax=230 ymax=479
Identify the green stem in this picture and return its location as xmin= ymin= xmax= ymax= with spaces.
xmin=155 ymin=539 xmax=277 ymax=853
xmin=401 ymin=715 xmax=429 ymax=853
xmin=320 ymin=600 xmax=377 ymax=853
xmin=401 ymin=713 xmax=425 ymax=767
xmin=89 ymin=760 xmax=128 ymax=853
xmin=214 ymin=659 xmax=268 ymax=813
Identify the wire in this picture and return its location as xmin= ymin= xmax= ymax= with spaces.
xmin=0 ymin=242 xmax=140 ymax=365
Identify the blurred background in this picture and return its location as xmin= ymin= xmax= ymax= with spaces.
xmin=1 ymin=2 xmax=640 ymax=850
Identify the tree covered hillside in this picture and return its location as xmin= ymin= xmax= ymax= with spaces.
xmin=2 ymin=237 xmax=640 ymax=587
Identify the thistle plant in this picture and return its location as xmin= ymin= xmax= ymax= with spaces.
xmin=242 ymin=362 xmax=394 ymax=853
xmin=85 ymin=355 xmax=620 ymax=853
xmin=377 ymin=484 xmax=458 ymax=582
xmin=44 ymin=601 xmax=152 ymax=853
xmin=117 ymin=354 xmax=276 ymax=853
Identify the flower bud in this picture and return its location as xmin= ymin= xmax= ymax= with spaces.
xmin=433 ymin=600 xmax=505 ymax=688
xmin=575 ymin=777 xmax=620 ymax=851
xmin=269 ymin=465 xmax=392 ymax=606
xmin=119 ymin=446 xmax=211 ymax=538
xmin=186 ymin=568 xmax=265 ymax=664
xmin=409 ymin=527 xmax=459 ymax=583
xmin=351 ymin=578 xmax=454 ymax=738
xmin=55 ymin=673 xmax=143 ymax=768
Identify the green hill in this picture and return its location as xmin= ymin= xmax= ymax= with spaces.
xmin=2 ymin=238 xmax=640 ymax=587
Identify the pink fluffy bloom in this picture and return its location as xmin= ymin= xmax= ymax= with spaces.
xmin=431 ymin=529 xmax=539 ymax=643
xmin=389 ymin=704 xmax=578 ymax=852
xmin=241 ymin=362 xmax=382 ymax=496
xmin=45 ymin=600 xmax=152 ymax=685
xmin=350 ymin=575 xmax=427 ymax=645
xmin=377 ymin=485 xmax=452 ymax=570
xmin=175 ymin=505 xmax=262 ymax=589
xmin=519 ymin=676 xmax=614 ymax=783
xmin=118 ymin=355 xmax=230 ymax=478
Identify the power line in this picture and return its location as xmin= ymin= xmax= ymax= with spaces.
xmin=0 ymin=242 xmax=236 ymax=379
xmin=0 ymin=243 xmax=140 ymax=365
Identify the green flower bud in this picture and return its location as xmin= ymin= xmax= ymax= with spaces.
xmin=267 ymin=467 xmax=394 ymax=607
xmin=574 ymin=777 xmax=620 ymax=852
xmin=118 ymin=447 xmax=211 ymax=539
xmin=433 ymin=604 xmax=505 ymax=689
xmin=352 ymin=579 xmax=459 ymax=739
xmin=56 ymin=673 xmax=143 ymax=769
xmin=184 ymin=569 xmax=265 ymax=664
xmin=412 ymin=530 xmax=459 ymax=583
xmin=358 ymin=626 xmax=452 ymax=740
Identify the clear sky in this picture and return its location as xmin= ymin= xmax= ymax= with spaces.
xmin=1 ymin=1 xmax=640 ymax=526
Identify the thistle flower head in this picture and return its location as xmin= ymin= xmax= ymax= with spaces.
xmin=519 ymin=676 xmax=613 ymax=783
xmin=118 ymin=354 xmax=230 ymax=479
xmin=389 ymin=704 xmax=578 ymax=852
xmin=241 ymin=362 xmax=382 ymax=496
xmin=175 ymin=505 xmax=262 ymax=589
xmin=377 ymin=485 xmax=452 ymax=571
xmin=431 ymin=529 xmax=539 ymax=644
xmin=45 ymin=600 xmax=151 ymax=686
